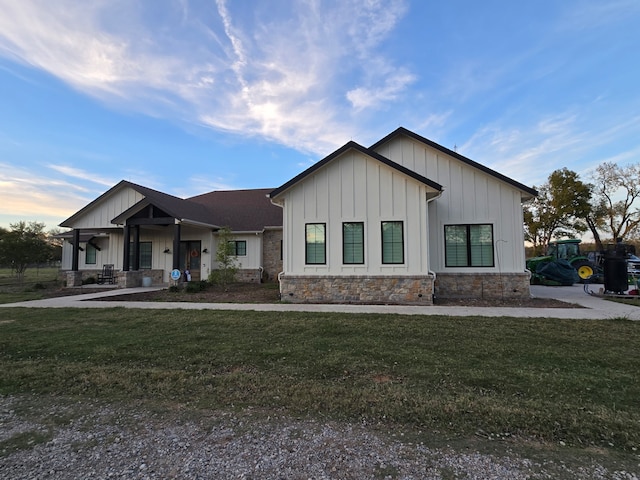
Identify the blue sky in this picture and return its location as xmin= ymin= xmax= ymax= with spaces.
xmin=1 ymin=0 xmax=639 ymax=231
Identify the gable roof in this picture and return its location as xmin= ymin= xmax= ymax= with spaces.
xmin=61 ymin=180 xmax=218 ymax=228
xmin=370 ymin=127 xmax=538 ymax=198
xmin=270 ymin=141 xmax=443 ymax=199
xmin=188 ymin=188 xmax=282 ymax=231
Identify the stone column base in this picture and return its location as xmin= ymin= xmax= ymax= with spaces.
xmin=119 ymin=270 xmax=141 ymax=288
xmin=66 ymin=271 xmax=83 ymax=287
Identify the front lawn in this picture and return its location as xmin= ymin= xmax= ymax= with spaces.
xmin=0 ymin=308 xmax=638 ymax=453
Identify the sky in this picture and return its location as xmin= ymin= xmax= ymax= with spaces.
xmin=0 ymin=0 xmax=639 ymax=231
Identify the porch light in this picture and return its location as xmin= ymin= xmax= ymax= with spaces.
xmin=163 ymin=248 xmax=171 ymax=254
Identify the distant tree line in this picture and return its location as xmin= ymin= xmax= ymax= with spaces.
xmin=0 ymin=221 xmax=62 ymax=281
xmin=524 ymin=162 xmax=640 ymax=255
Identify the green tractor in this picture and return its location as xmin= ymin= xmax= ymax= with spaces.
xmin=527 ymin=239 xmax=597 ymax=283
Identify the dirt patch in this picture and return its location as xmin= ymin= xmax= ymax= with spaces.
xmin=98 ymin=282 xmax=281 ymax=303
xmin=434 ymin=296 xmax=583 ymax=308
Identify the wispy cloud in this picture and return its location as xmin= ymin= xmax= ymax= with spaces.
xmin=558 ymin=0 xmax=640 ymax=32
xmin=48 ymin=165 xmax=116 ymax=187
xmin=0 ymin=162 xmax=99 ymax=222
xmin=0 ymin=0 xmax=412 ymax=155
xmin=347 ymin=68 xmax=416 ymax=111
xmin=460 ymin=108 xmax=640 ymax=188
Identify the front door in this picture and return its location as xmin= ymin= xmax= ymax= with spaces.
xmin=179 ymin=241 xmax=201 ymax=281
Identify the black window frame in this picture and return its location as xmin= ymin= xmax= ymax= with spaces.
xmin=129 ymin=241 xmax=152 ymax=270
xmin=444 ymin=224 xmax=495 ymax=267
xmin=228 ymin=240 xmax=247 ymax=256
xmin=305 ymin=223 xmax=326 ymax=265
xmin=381 ymin=221 xmax=404 ymax=264
xmin=342 ymin=222 xmax=365 ymax=264
xmin=85 ymin=243 xmax=97 ymax=265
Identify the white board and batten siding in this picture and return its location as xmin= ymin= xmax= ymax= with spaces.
xmin=374 ymin=136 xmax=529 ymax=273
xmin=211 ymin=233 xmax=263 ymax=270
xmin=68 ymin=186 xmax=146 ymax=229
xmin=281 ymin=149 xmax=433 ymax=276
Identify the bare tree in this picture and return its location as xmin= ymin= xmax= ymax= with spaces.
xmin=590 ymin=162 xmax=640 ymax=242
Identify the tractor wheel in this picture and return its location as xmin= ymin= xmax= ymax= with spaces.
xmin=572 ymin=260 xmax=594 ymax=282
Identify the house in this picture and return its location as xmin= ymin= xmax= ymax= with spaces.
xmin=59 ymin=183 xmax=283 ymax=287
xmin=269 ymin=127 xmax=537 ymax=305
xmin=59 ymin=127 xmax=536 ymax=303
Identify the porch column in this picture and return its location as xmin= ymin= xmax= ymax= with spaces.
xmin=71 ymin=229 xmax=80 ymax=271
xmin=172 ymin=223 xmax=181 ymax=270
xmin=132 ymin=225 xmax=140 ymax=271
xmin=122 ymin=225 xmax=130 ymax=272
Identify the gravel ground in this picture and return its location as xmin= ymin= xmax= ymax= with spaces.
xmin=2 ymin=396 xmax=638 ymax=479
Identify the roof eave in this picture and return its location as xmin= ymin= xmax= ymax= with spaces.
xmin=270 ymin=141 xmax=443 ymax=199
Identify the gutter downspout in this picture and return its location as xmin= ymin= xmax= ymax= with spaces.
xmin=269 ymin=196 xmax=285 ymax=299
xmin=426 ymin=189 xmax=444 ymax=301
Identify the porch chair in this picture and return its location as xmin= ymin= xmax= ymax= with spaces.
xmin=97 ymin=264 xmax=115 ymax=285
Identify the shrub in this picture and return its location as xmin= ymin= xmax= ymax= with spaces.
xmin=185 ymin=282 xmax=201 ymax=293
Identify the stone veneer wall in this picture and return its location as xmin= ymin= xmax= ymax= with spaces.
xmin=262 ymin=229 xmax=283 ymax=282
xmin=62 ymin=269 xmax=164 ymax=288
xmin=235 ymin=269 xmax=262 ymax=283
xmin=434 ymin=272 xmax=531 ymax=299
xmin=279 ymin=275 xmax=434 ymax=305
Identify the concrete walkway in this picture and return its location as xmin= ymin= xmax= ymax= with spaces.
xmin=1 ymin=283 xmax=639 ymax=320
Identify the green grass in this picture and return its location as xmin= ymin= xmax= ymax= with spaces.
xmin=0 ymin=308 xmax=638 ymax=452
xmin=606 ymin=296 xmax=640 ymax=307
xmin=0 ymin=266 xmax=59 ymax=285
xmin=0 ymin=267 xmax=61 ymax=303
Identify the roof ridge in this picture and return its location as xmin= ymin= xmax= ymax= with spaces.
xmin=371 ymin=127 xmax=537 ymax=197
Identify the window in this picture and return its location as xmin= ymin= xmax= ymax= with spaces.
xmin=228 ymin=240 xmax=247 ymax=256
xmin=130 ymin=242 xmax=152 ymax=269
xmin=343 ymin=222 xmax=364 ymax=264
xmin=381 ymin=221 xmax=404 ymax=264
xmin=305 ymin=223 xmax=326 ymax=264
xmin=445 ymin=224 xmax=494 ymax=267
xmin=85 ymin=243 xmax=96 ymax=264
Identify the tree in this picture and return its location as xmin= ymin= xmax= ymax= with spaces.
xmin=523 ymin=168 xmax=592 ymax=255
xmin=209 ymin=226 xmax=239 ymax=288
xmin=0 ymin=221 xmax=56 ymax=281
xmin=589 ymin=162 xmax=640 ymax=243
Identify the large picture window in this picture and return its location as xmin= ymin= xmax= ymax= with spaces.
xmin=343 ymin=222 xmax=364 ymax=264
xmin=305 ymin=223 xmax=326 ymax=264
xmin=228 ymin=240 xmax=247 ymax=256
xmin=381 ymin=221 xmax=404 ymax=264
xmin=445 ymin=224 xmax=494 ymax=267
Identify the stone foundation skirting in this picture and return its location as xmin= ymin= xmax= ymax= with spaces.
xmin=279 ymin=275 xmax=434 ymax=305
xmin=235 ymin=269 xmax=262 ymax=283
xmin=434 ymin=272 xmax=531 ymax=300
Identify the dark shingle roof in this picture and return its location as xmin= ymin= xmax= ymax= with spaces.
xmin=61 ymin=181 xmax=281 ymax=231
xmin=109 ymin=182 xmax=215 ymax=226
xmin=188 ymin=188 xmax=282 ymax=231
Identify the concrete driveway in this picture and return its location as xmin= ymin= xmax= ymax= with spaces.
xmin=1 ymin=283 xmax=639 ymax=320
